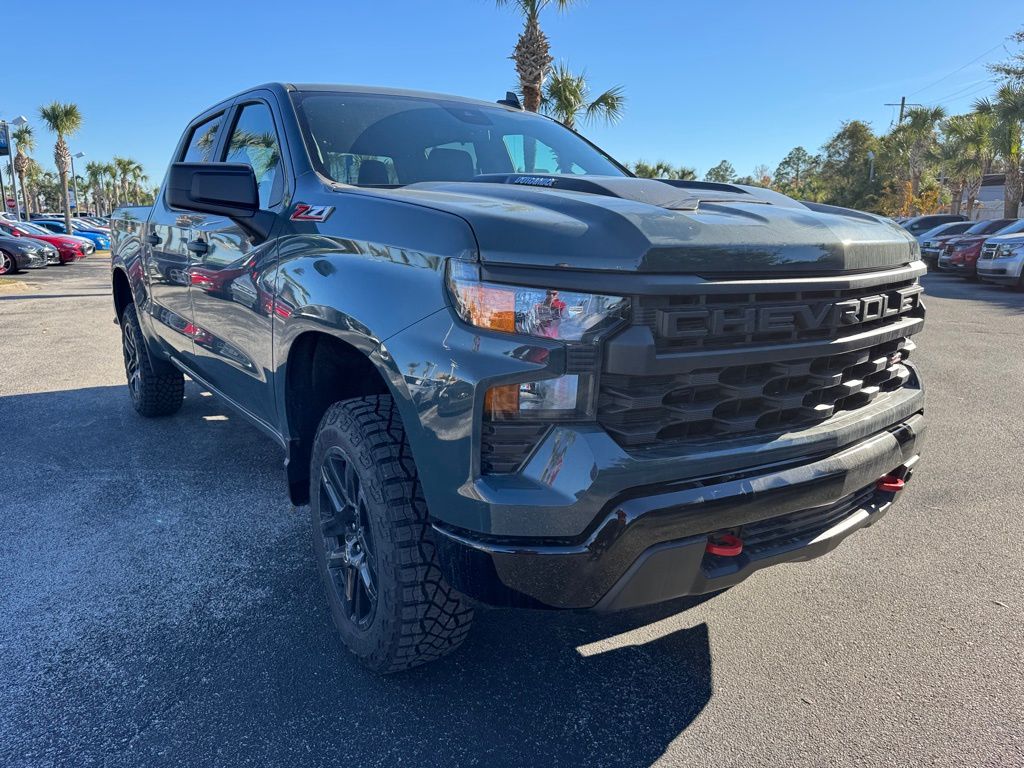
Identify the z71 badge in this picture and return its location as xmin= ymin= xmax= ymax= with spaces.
xmin=290 ymin=203 xmax=335 ymax=222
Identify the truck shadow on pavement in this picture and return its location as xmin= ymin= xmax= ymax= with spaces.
xmin=0 ymin=383 xmax=713 ymax=768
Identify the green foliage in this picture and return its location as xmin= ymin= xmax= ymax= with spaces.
xmin=632 ymin=160 xmax=696 ymax=180
xmin=988 ymin=27 xmax=1024 ymax=84
xmin=816 ymin=121 xmax=880 ymax=210
xmin=773 ymin=147 xmax=820 ymax=199
xmin=704 ymin=160 xmax=736 ymax=183
xmin=38 ymin=102 xmax=83 ymax=139
xmin=541 ymin=62 xmax=625 ymax=130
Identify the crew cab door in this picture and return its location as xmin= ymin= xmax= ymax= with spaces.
xmin=184 ymin=98 xmax=287 ymax=427
xmin=144 ymin=110 xmax=226 ymax=359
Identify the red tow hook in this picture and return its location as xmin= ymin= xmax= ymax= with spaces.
xmin=706 ymin=533 xmax=743 ymax=557
xmin=876 ymin=474 xmax=906 ymax=493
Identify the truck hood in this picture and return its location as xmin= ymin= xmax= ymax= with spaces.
xmin=385 ymin=175 xmax=917 ymax=275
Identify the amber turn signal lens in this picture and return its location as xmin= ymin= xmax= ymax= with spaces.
xmin=484 ymin=384 xmax=520 ymax=418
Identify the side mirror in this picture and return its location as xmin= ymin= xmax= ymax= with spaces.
xmin=166 ymin=162 xmax=273 ymax=242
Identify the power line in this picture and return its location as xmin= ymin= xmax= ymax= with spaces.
xmin=906 ymin=41 xmax=1007 ymax=98
xmin=931 ymin=76 xmax=993 ymax=104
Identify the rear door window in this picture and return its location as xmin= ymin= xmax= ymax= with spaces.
xmin=181 ymin=114 xmax=224 ymax=163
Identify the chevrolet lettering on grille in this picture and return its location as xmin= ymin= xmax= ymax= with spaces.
xmin=657 ymin=285 xmax=923 ymax=340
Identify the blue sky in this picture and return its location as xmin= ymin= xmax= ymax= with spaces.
xmin=3 ymin=0 xmax=1020 ymax=186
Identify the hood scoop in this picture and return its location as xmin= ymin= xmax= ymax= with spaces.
xmin=470 ymin=173 xmax=715 ymax=211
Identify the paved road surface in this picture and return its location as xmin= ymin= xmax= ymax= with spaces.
xmin=1 ymin=259 xmax=1021 ymax=767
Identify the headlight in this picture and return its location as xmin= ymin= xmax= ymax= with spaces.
xmin=998 ymin=243 xmax=1024 ymax=258
xmin=446 ymin=261 xmax=628 ymax=341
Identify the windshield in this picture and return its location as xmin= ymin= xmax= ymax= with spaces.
xmin=14 ymin=222 xmax=52 ymax=236
xmin=993 ymin=219 xmax=1024 ymax=236
xmin=292 ymin=91 xmax=626 ymax=186
xmin=965 ymin=219 xmax=1013 ymax=235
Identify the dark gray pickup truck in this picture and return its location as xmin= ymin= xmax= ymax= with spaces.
xmin=110 ymin=83 xmax=926 ymax=672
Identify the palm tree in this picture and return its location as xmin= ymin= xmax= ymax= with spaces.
xmin=540 ymin=63 xmax=625 ymax=131
xmin=113 ymin=156 xmax=134 ymax=207
xmin=939 ymin=113 xmax=994 ymax=216
xmin=85 ymin=161 xmax=107 ymax=215
xmin=38 ymin=101 xmax=83 ymax=233
xmin=896 ymin=106 xmax=946 ymax=202
xmin=103 ymin=162 xmax=119 ymax=209
xmin=496 ymin=0 xmax=581 ymax=112
xmin=11 ymin=125 xmax=35 ymax=218
xmin=632 ymin=160 xmax=697 ymax=180
xmin=975 ymin=85 xmax=1024 ymax=218
xmin=130 ymin=163 xmax=147 ymax=204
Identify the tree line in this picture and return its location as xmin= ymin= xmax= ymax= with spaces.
xmin=633 ymin=29 xmax=1024 ymax=218
xmin=5 ymin=102 xmax=154 ymax=232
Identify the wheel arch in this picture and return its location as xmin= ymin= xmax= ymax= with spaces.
xmin=112 ymin=266 xmax=133 ymax=320
xmin=279 ymin=328 xmax=419 ymax=506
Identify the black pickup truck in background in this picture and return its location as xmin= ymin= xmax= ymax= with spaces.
xmin=110 ymin=83 xmax=926 ymax=673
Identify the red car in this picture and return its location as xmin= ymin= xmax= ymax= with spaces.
xmin=0 ymin=220 xmax=88 ymax=264
xmin=936 ymin=218 xmax=1018 ymax=277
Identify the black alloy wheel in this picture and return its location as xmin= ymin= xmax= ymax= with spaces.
xmin=317 ymin=447 xmax=378 ymax=630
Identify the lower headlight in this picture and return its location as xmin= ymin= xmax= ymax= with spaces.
xmin=447 ymin=261 xmax=628 ymax=342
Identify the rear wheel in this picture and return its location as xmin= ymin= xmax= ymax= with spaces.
xmin=0 ymin=250 xmax=18 ymax=275
xmin=310 ymin=395 xmax=474 ymax=673
xmin=120 ymin=303 xmax=184 ymax=417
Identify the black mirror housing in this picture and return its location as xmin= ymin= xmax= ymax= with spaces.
xmin=166 ymin=162 xmax=260 ymax=218
xmin=165 ymin=162 xmax=274 ymax=242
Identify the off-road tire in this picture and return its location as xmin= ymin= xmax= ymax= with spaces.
xmin=120 ymin=303 xmax=184 ymax=417
xmin=310 ymin=395 xmax=474 ymax=673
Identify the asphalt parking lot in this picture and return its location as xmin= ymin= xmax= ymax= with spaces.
xmin=1 ymin=258 xmax=1022 ymax=767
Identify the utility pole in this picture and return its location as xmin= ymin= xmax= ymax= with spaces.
xmin=885 ymin=96 xmax=924 ymax=124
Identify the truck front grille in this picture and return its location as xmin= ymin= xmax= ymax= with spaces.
xmin=980 ymin=243 xmax=999 ymax=261
xmin=599 ymin=337 xmax=914 ymax=446
xmin=634 ymin=277 xmax=921 ymax=353
xmin=598 ymin=269 xmax=926 ymax=449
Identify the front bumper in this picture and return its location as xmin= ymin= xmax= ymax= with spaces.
xmin=20 ymin=250 xmax=49 ymax=269
xmin=433 ymin=412 xmax=925 ymax=610
xmin=977 ymin=256 xmax=1024 ymax=285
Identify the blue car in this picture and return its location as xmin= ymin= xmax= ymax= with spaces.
xmin=33 ymin=219 xmax=111 ymax=250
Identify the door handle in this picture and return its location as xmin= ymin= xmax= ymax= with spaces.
xmin=187 ymin=239 xmax=208 ymax=255
xmin=145 ymin=233 xmax=161 ymax=245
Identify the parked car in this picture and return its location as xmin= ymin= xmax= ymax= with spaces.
xmin=0 ymin=220 xmax=88 ymax=264
xmin=110 ymin=83 xmax=926 ymax=673
xmin=976 ymin=229 xmax=1024 ymax=288
xmin=936 ymin=218 xmax=1018 ymax=277
xmin=33 ymin=219 xmax=111 ymax=250
xmin=918 ymin=221 xmax=975 ymax=265
xmin=0 ymin=233 xmax=49 ymax=274
xmin=914 ymin=219 xmax=971 ymax=244
xmin=901 ymin=213 xmax=967 ymax=238
xmin=76 ymin=216 xmax=110 ymax=228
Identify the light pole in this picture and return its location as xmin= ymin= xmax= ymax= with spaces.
xmin=11 ymin=116 xmax=28 ymax=220
xmin=0 ymin=117 xmax=17 ymax=220
xmin=71 ymin=151 xmax=85 ymax=216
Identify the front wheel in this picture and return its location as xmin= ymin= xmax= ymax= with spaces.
xmin=120 ymin=303 xmax=184 ymax=417
xmin=310 ymin=395 xmax=474 ymax=673
xmin=0 ymin=250 xmax=18 ymax=275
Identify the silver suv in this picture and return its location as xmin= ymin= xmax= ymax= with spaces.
xmin=977 ymin=232 xmax=1024 ymax=288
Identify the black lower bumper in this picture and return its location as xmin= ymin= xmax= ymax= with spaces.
xmin=433 ymin=413 xmax=925 ymax=610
